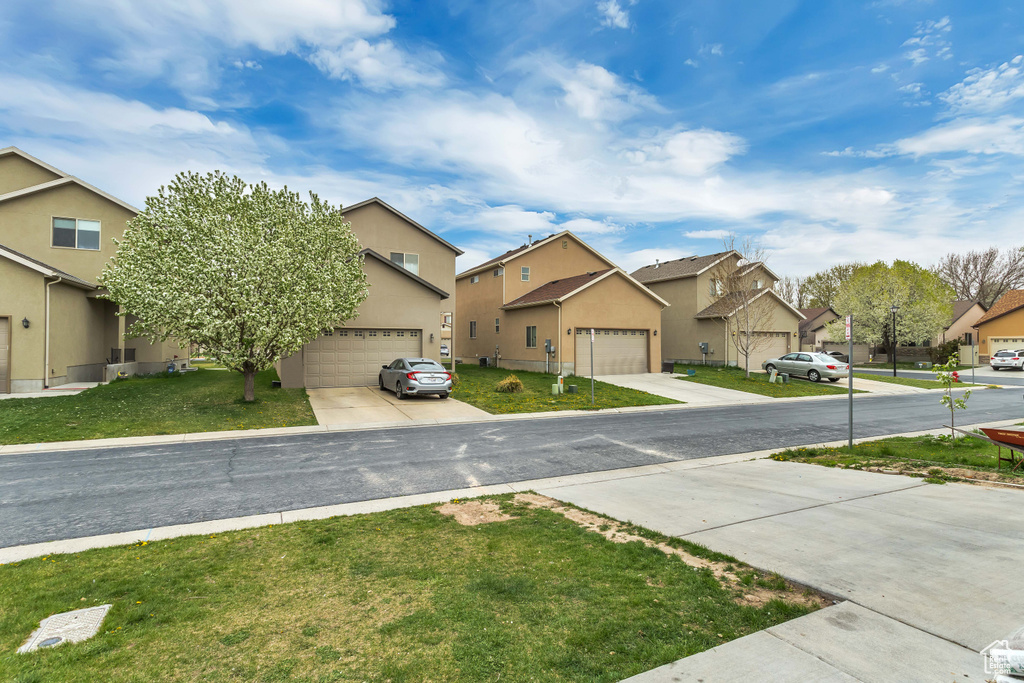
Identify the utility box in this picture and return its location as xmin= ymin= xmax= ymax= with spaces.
xmin=479 ymin=357 xmax=489 ymax=367
xmin=699 ymin=342 xmax=709 ymax=354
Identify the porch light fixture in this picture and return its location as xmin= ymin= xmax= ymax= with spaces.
xmin=21 ymin=317 xmax=29 ymax=328
xmin=430 ymin=333 xmax=434 ymax=342
xmin=653 ymin=330 xmax=657 ymax=336
xmin=567 ymin=328 xmax=571 ymax=335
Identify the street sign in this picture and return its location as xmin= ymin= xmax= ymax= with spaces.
xmin=845 ymin=315 xmax=851 ymax=340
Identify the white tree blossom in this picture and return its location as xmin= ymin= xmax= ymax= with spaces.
xmin=101 ymin=171 xmax=368 ymax=401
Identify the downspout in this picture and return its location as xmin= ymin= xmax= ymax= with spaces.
xmin=44 ymin=277 xmax=62 ymax=388
xmin=554 ymin=301 xmax=562 ymax=376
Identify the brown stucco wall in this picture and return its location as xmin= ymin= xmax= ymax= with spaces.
xmin=455 ymin=266 xmax=505 ymax=361
xmin=502 ymin=237 xmax=612 ymax=303
xmin=977 ymin=309 xmax=1024 ymax=357
xmin=0 ymin=154 xmax=62 ymax=195
xmin=494 ymin=305 xmax=561 ymax=372
xmin=1 ymin=259 xmax=45 ymax=389
xmin=0 ymin=182 xmax=135 ymax=283
xmin=48 ymin=283 xmax=110 ymax=385
xmin=647 ymin=277 xmax=699 ymax=361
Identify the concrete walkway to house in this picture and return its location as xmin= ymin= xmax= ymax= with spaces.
xmin=535 ymin=459 xmax=1019 ymax=682
xmin=306 ymin=386 xmax=488 ymax=427
xmin=0 ymin=382 xmax=103 ymax=400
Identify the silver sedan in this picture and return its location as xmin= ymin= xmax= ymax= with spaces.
xmin=379 ymin=358 xmax=453 ymax=399
xmin=762 ymin=352 xmax=850 ymax=383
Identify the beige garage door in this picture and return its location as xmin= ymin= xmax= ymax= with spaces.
xmin=574 ymin=328 xmax=648 ymax=376
xmin=304 ymin=328 xmax=422 ymax=388
xmin=742 ymin=332 xmax=790 ymax=371
xmin=0 ymin=317 xmax=8 ymax=394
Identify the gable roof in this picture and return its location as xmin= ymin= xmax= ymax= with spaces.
xmin=630 ymin=251 xmax=738 ymax=284
xmin=695 ymin=288 xmax=806 ymax=321
xmin=973 ymin=290 xmax=1024 ymax=327
xmin=360 ymin=249 xmax=449 ymax=299
xmin=0 ymin=243 xmax=97 ymax=289
xmin=949 ymin=299 xmax=985 ymax=327
xmin=457 ymin=230 xmax=616 ymax=280
xmin=798 ymin=307 xmax=838 ymax=335
xmin=502 ymin=268 xmax=669 ymax=310
xmin=344 ymin=197 xmax=463 ymax=255
xmin=0 ymin=147 xmax=139 ymax=214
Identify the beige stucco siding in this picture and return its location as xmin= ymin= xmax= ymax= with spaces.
xmin=648 ymin=278 xmax=700 ymax=361
xmin=0 ymin=183 xmax=135 ymax=283
xmin=940 ymin=303 xmax=986 ymax=345
xmin=1 ymin=258 xmax=45 ymax=387
xmin=455 ymin=268 xmax=505 ymax=361
xmin=497 ymin=306 xmax=561 ymax=371
xmin=344 ymin=202 xmax=457 ymax=296
xmin=977 ymin=310 xmax=1024 ymax=356
xmin=48 ymin=283 xmax=110 ymax=384
xmin=502 ymin=238 xmax=611 ymax=303
xmin=0 ymin=154 xmax=61 ymax=195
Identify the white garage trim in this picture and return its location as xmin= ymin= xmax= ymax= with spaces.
xmin=574 ymin=328 xmax=648 ymax=376
xmin=304 ymin=328 xmax=422 ymax=388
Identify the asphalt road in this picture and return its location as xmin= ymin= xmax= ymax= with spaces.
xmin=3 ymin=389 xmax=1022 ymax=549
xmin=856 ymin=366 xmax=1024 ymax=386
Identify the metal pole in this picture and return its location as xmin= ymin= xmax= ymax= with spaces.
xmin=590 ymin=328 xmax=595 ymax=404
xmin=892 ymin=309 xmax=897 ymax=377
xmin=848 ymin=315 xmax=854 ymax=450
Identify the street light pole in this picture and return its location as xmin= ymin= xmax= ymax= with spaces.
xmin=890 ymin=305 xmax=898 ymax=377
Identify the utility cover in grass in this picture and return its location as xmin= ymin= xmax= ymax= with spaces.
xmin=17 ymin=604 xmax=111 ymax=653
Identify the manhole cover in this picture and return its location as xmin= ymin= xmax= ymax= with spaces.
xmin=18 ymin=604 xmax=112 ymax=653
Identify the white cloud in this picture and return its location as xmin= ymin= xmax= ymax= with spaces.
xmin=684 ymin=229 xmax=731 ymax=240
xmin=309 ymin=40 xmax=445 ymax=90
xmin=902 ymin=15 xmax=952 ymax=66
xmin=557 ymin=62 xmax=659 ymax=121
xmin=596 ymin=0 xmax=630 ymax=29
xmin=941 ymin=55 xmax=1024 ymax=115
xmin=894 ymin=116 xmax=1024 ymax=157
xmin=232 ymin=60 xmax=262 ymax=70
xmin=699 ymin=43 xmax=724 ymax=57
xmin=684 ymin=59 xmax=699 ymax=68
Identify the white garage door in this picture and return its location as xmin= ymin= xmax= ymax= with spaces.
xmin=742 ymin=332 xmax=790 ymax=371
xmin=304 ymin=328 xmax=422 ymax=388
xmin=0 ymin=317 xmax=8 ymax=394
xmin=575 ymin=328 xmax=648 ymax=376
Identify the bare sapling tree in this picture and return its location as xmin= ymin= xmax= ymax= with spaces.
xmin=710 ymin=236 xmax=778 ymax=378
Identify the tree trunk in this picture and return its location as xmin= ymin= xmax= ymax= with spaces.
xmin=243 ymin=366 xmax=256 ymax=402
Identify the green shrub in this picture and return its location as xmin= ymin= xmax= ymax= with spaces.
xmin=495 ymin=374 xmax=524 ymax=393
xmin=929 ymin=339 xmax=960 ymax=365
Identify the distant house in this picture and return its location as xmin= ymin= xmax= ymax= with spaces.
xmin=631 ymin=251 xmax=803 ymax=368
xmin=455 ymin=231 xmax=667 ymax=376
xmin=935 ymin=300 xmax=986 ymax=346
xmin=973 ymin=290 xmax=1024 ymax=360
xmin=798 ymin=307 xmax=839 ymax=350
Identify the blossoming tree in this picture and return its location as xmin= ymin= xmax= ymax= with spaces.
xmin=935 ymin=352 xmax=971 ymax=438
xmin=101 ymin=171 xmax=368 ymax=401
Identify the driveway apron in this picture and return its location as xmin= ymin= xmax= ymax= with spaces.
xmin=306 ymin=387 xmax=488 ymax=426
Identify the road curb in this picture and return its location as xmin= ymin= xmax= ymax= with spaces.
xmin=2 ymin=417 xmax=1019 ymax=565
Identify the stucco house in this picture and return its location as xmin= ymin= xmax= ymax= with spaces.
xmin=0 ymin=147 xmax=182 ymax=393
xmin=973 ymin=290 xmax=1024 ymax=360
xmin=277 ymin=198 xmax=461 ymax=388
xmin=935 ymin=300 xmax=986 ymax=346
xmin=798 ymin=307 xmax=839 ymax=351
xmin=455 ymin=232 xmax=667 ymax=376
xmin=632 ymin=251 xmax=803 ymax=369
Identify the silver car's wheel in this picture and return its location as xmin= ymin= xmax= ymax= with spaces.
xmin=808 ymin=369 xmax=821 ymax=383
xmin=396 ymin=382 xmax=406 ymax=399
xmin=379 ymin=375 xmax=386 ymax=390
xmin=765 ymin=364 xmax=776 ymax=374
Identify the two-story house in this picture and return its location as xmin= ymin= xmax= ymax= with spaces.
xmin=277 ymin=198 xmax=462 ymax=388
xmin=0 ymin=147 xmax=181 ymax=393
xmin=632 ymin=251 xmax=802 ymax=368
xmin=455 ymin=231 xmax=667 ymax=376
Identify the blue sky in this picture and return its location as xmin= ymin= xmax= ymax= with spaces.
xmin=2 ymin=1 xmax=1022 ymax=276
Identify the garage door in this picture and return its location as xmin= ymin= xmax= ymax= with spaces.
xmin=0 ymin=317 xmax=8 ymax=394
xmin=742 ymin=332 xmax=790 ymax=371
xmin=304 ymin=328 xmax=422 ymax=388
xmin=574 ymin=328 xmax=648 ymax=376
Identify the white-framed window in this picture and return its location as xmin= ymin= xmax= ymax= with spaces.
xmin=52 ymin=217 xmax=100 ymax=250
xmin=495 ymin=317 xmax=500 ymax=333
xmin=526 ymin=326 xmax=537 ymax=348
xmin=709 ymin=278 xmax=724 ymax=297
xmin=469 ymin=320 xmax=477 ymax=339
xmin=493 ymin=267 xmax=504 ymax=277
xmin=470 ymin=275 xmax=479 ymax=284
xmin=443 ymin=313 xmax=452 ymax=325
xmin=521 ymin=266 xmax=530 ymax=281
xmin=390 ymin=252 xmax=419 ymax=275
xmin=752 ymin=279 xmax=763 ymax=290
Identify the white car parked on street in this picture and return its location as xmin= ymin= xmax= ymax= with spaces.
xmin=990 ymin=349 xmax=1024 ymax=371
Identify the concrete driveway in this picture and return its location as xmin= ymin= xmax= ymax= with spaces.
xmin=307 ymin=386 xmax=488 ymax=427
xmin=538 ymin=458 xmax=1020 ymax=681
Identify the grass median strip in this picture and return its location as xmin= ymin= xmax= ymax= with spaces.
xmin=772 ymin=434 xmax=1024 ymax=485
xmin=673 ymin=363 xmax=859 ymax=398
xmin=0 ymin=369 xmax=316 ymax=445
xmin=0 ymin=494 xmax=822 ymax=682
xmin=851 ymin=373 xmax=974 ymax=389
xmin=452 ymin=364 xmax=678 ymax=414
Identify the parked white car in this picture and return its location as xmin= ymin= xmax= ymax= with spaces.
xmin=990 ymin=349 xmax=1024 ymax=371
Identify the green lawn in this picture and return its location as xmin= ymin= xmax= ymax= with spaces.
xmin=854 ymin=361 xmax=970 ymax=371
xmin=851 ymin=373 xmax=954 ymax=389
xmin=772 ymin=434 xmax=1024 ymax=484
xmin=672 ymin=363 xmax=859 ymax=398
xmin=0 ymin=369 xmax=316 ymax=445
xmin=452 ymin=364 xmax=678 ymax=414
xmin=0 ymin=495 xmax=819 ymax=682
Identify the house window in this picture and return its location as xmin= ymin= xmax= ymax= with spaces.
xmin=52 ymin=217 xmax=100 ymax=250
xmin=562 ymin=240 xmax=568 ymax=249
xmin=390 ymin=252 xmax=419 ymax=275
xmin=964 ymin=332 xmax=973 ymax=345
xmin=470 ymin=275 xmax=479 ymax=284
xmin=521 ymin=266 xmax=530 ymax=281
xmin=493 ymin=267 xmax=504 ymax=277
xmin=470 ymin=321 xmax=477 ymax=339
xmin=495 ymin=317 xmax=500 ymax=333
xmin=709 ymin=278 xmax=723 ymax=297
xmin=526 ymin=326 xmax=537 ymax=348
xmin=752 ymin=279 xmax=763 ymax=289
xmin=443 ymin=313 xmax=452 ymax=325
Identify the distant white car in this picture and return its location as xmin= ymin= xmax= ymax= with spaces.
xmin=440 ymin=343 xmax=450 ymax=357
xmin=990 ymin=349 xmax=1024 ymax=371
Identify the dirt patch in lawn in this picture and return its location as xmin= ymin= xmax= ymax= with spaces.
xmin=436 ymin=500 xmax=517 ymax=525
xmin=512 ymin=493 xmax=828 ymax=609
